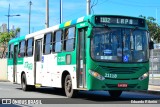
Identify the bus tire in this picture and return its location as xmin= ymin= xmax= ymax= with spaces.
xmin=64 ymin=74 xmax=77 ymax=98
xmin=21 ymin=74 xmax=29 ymax=91
xmin=108 ymin=90 xmax=122 ymax=98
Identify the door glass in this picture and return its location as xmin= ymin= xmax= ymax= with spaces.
xmin=36 ymin=40 xmax=41 ymax=61
xmin=78 ymin=28 xmax=86 ymax=88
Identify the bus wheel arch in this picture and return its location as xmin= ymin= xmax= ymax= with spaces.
xmin=62 ymin=71 xmax=77 ymax=98
xmin=21 ymin=71 xmax=25 ymax=85
xmin=61 ymin=71 xmax=70 ymax=89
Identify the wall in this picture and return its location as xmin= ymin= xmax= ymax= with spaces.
xmin=0 ymin=59 xmax=7 ymax=80
xmin=149 ymin=49 xmax=160 ymax=85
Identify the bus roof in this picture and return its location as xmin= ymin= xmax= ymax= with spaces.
xmin=8 ymin=14 xmax=145 ymax=44
xmin=8 ymin=35 xmax=25 ymax=45
xmin=8 ymin=15 xmax=92 ymax=44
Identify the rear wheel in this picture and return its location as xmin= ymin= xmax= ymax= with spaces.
xmin=64 ymin=74 xmax=77 ymax=98
xmin=108 ymin=90 xmax=122 ymax=98
xmin=21 ymin=74 xmax=30 ymax=91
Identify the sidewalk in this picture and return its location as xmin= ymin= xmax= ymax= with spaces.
xmin=149 ymin=77 xmax=160 ymax=86
xmin=148 ymin=85 xmax=160 ymax=94
xmin=147 ymin=77 xmax=160 ymax=94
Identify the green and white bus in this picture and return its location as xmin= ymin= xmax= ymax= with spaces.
xmin=8 ymin=15 xmax=151 ymax=98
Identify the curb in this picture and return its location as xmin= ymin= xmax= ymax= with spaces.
xmin=147 ymin=90 xmax=160 ymax=95
xmin=149 ymin=84 xmax=160 ymax=86
xmin=131 ymin=90 xmax=160 ymax=95
xmin=0 ymin=80 xmax=10 ymax=82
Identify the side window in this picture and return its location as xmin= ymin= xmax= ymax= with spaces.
xmin=52 ymin=34 xmax=56 ymax=52
xmin=8 ymin=44 xmax=14 ymax=58
xmin=8 ymin=45 xmax=11 ymax=58
xmin=64 ymin=27 xmax=75 ymax=51
xmin=19 ymin=40 xmax=26 ymax=57
xmin=43 ymin=33 xmax=52 ymax=54
xmin=26 ymin=38 xmax=34 ymax=57
xmin=55 ymin=30 xmax=62 ymax=52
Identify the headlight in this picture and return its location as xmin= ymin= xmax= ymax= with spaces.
xmin=139 ymin=72 xmax=149 ymax=81
xmin=89 ymin=70 xmax=105 ymax=80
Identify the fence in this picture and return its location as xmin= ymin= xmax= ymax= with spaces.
xmin=149 ymin=49 xmax=160 ymax=85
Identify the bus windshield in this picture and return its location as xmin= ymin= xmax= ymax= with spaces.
xmin=91 ymin=27 xmax=149 ymax=62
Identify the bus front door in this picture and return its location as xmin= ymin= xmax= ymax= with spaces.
xmin=34 ymin=39 xmax=42 ymax=85
xmin=13 ymin=45 xmax=18 ymax=83
xmin=77 ymin=28 xmax=87 ymax=88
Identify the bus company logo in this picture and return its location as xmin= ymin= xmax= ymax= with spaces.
xmin=57 ymin=56 xmax=65 ymax=62
xmin=24 ymin=62 xmax=33 ymax=70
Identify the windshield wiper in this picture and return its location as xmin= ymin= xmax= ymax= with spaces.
xmin=102 ymin=24 xmax=111 ymax=31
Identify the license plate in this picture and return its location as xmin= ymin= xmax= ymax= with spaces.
xmin=118 ymin=83 xmax=128 ymax=88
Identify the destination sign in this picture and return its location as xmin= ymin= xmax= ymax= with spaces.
xmin=95 ymin=16 xmax=145 ymax=27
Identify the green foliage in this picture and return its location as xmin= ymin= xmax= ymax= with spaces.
xmin=0 ymin=28 xmax=20 ymax=58
xmin=0 ymin=31 xmax=14 ymax=44
xmin=140 ymin=15 xmax=160 ymax=43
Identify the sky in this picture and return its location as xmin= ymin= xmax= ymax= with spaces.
xmin=0 ymin=0 xmax=160 ymax=36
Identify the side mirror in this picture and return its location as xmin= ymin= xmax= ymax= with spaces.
xmin=87 ymin=25 xmax=93 ymax=38
xmin=149 ymin=40 xmax=154 ymax=49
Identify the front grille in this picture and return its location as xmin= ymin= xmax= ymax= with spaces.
xmin=100 ymin=66 xmax=141 ymax=74
xmin=104 ymin=78 xmax=138 ymax=80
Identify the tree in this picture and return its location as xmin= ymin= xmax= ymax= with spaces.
xmin=140 ymin=15 xmax=160 ymax=42
xmin=146 ymin=16 xmax=160 ymax=42
xmin=0 ymin=28 xmax=20 ymax=58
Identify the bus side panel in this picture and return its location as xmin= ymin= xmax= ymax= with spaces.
xmin=23 ymin=57 xmax=35 ymax=85
xmin=56 ymin=52 xmax=77 ymax=89
xmin=56 ymin=65 xmax=77 ymax=88
xmin=41 ymin=53 xmax=77 ymax=89
xmin=16 ymin=58 xmax=24 ymax=84
xmin=41 ymin=54 xmax=53 ymax=86
xmin=7 ymin=59 xmax=13 ymax=82
xmin=50 ymin=54 xmax=59 ymax=87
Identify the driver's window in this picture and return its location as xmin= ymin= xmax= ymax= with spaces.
xmin=135 ymin=35 xmax=142 ymax=51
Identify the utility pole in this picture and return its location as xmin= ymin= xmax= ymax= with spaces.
xmin=86 ymin=0 xmax=91 ymax=15
xmin=8 ymin=4 xmax=10 ymax=33
xmin=45 ymin=0 xmax=49 ymax=28
xmin=29 ymin=1 xmax=32 ymax=34
xmin=60 ymin=0 xmax=63 ymax=24
xmin=5 ymin=4 xmax=20 ymax=33
xmin=156 ymin=8 xmax=158 ymax=24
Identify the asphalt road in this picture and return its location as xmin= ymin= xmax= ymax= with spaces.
xmin=0 ymin=82 xmax=160 ymax=106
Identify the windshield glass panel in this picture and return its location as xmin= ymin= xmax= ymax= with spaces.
xmin=91 ymin=27 xmax=149 ymax=62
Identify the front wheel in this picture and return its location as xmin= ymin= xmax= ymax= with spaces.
xmin=108 ymin=90 xmax=122 ymax=98
xmin=64 ymin=74 xmax=77 ymax=98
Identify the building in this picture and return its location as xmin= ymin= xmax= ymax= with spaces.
xmin=0 ymin=23 xmax=8 ymax=58
xmin=0 ymin=23 xmax=7 ymax=33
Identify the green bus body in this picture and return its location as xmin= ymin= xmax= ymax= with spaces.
xmin=7 ymin=15 xmax=149 ymax=97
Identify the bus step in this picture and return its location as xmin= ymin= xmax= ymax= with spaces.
xmin=35 ymin=84 xmax=42 ymax=88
